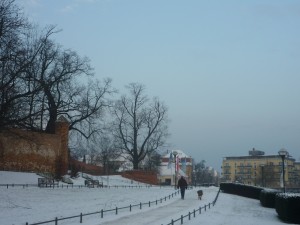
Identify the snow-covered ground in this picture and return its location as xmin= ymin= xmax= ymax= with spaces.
xmin=0 ymin=171 xmax=295 ymax=225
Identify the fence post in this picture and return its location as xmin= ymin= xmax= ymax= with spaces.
xmin=130 ymin=204 xmax=132 ymax=212
xmin=171 ymin=219 xmax=174 ymax=225
xmin=156 ymin=200 xmax=157 ymax=205
xmin=116 ymin=207 xmax=118 ymax=215
xmin=181 ymin=215 xmax=183 ymax=224
xmin=205 ymin=205 xmax=207 ymax=211
xmin=55 ymin=217 xmax=58 ymax=225
xmin=101 ymin=209 xmax=103 ymax=218
xmin=209 ymin=203 xmax=211 ymax=209
xmin=199 ymin=206 xmax=201 ymax=214
xmin=189 ymin=212 xmax=191 ymax=220
xmin=80 ymin=213 xmax=82 ymax=223
xmin=193 ymin=209 xmax=196 ymax=217
xmin=149 ymin=201 xmax=150 ymax=207
xmin=140 ymin=202 xmax=142 ymax=209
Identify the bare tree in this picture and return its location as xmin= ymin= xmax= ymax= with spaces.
xmin=0 ymin=0 xmax=59 ymax=131
xmin=0 ymin=0 xmax=32 ymax=129
xmin=9 ymin=28 xmax=114 ymax=136
xmin=26 ymin=37 xmax=92 ymax=133
xmin=31 ymin=37 xmax=115 ymax=135
xmin=142 ymin=151 xmax=161 ymax=172
xmin=192 ymin=160 xmax=215 ymax=185
xmin=67 ymin=78 xmax=114 ymax=138
xmin=70 ymin=130 xmax=121 ymax=174
xmin=112 ymin=83 xmax=169 ymax=170
xmin=94 ymin=135 xmax=121 ymax=174
xmin=1 ymin=0 xmax=114 ymax=137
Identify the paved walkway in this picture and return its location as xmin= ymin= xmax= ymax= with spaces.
xmin=97 ymin=188 xmax=218 ymax=225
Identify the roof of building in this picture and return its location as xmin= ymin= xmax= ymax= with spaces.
xmin=223 ymin=155 xmax=295 ymax=162
xmin=162 ymin=149 xmax=191 ymax=159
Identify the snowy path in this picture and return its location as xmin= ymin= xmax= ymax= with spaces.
xmin=94 ymin=188 xmax=218 ymax=225
xmin=185 ymin=190 xmax=291 ymax=225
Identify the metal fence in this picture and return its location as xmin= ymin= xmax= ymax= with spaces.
xmin=25 ymin=190 xmax=181 ymax=225
xmin=0 ymin=183 xmax=155 ymax=189
xmin=2 ymin=184 xmax=221 ymax=225
xmin=165 ymin=188 xmax=221 ymax=225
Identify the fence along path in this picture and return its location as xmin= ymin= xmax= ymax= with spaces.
xmin=95 ymin=187 xmax=219 ymax=225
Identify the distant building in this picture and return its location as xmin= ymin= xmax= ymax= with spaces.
xmin=222 ymin=148 xmax=300 ymax=188
xmin=158 ymin=150 xmax=193 ymax=185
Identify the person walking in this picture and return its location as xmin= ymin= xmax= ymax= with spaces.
xmin=177 ymin=176 xmax=188 ymax=199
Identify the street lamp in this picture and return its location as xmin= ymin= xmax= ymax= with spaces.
xmin=260 ymin=164 xmax=265 ymax=187
xmin=173 ymin=151 xmax=178 ymax=189
xmin=278 ymin=148 xmax=288 ymax=193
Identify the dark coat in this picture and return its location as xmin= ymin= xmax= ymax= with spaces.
xmin=177 ymin=177 xmax=188 ymax=189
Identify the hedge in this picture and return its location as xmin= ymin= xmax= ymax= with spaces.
xmin=275 ymin=193 xmax=300 ymax=224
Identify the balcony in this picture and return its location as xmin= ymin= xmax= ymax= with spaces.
xmin=236 ymin=165 xmax=252 ymax=168
xmin=222 ymin=171 xmax=231 ymax=175
xmin=222 ymin=165 xmax=231 ymax=168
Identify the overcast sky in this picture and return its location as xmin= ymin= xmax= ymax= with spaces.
xmin=17 ymin=0 xmax=300 ymax=170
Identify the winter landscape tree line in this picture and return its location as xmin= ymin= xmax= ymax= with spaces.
xmin=0 ymin=0 xmax=215 ymax=183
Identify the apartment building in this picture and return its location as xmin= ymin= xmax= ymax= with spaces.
xmin=221 ymin=148 xmax=300 ymax=188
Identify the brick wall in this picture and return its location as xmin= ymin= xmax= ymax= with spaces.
xmin=70 ymin=159 xmax=103 ymax=176
xmin=122 ymin=170 xmax=159 ymax=185
xmin=0 ymin=116 xmax=69 ymax=175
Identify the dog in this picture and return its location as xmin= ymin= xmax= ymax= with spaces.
xmin=197 ymin=190 xmax=203 ymax=200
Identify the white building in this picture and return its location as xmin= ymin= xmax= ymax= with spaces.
xmin=158 ymin=150 xmax=193 ymax=185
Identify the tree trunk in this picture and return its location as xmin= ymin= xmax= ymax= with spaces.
xmin=133 ymin=156 xmax=139 ymax=170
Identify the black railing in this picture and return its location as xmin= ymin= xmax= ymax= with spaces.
xmin=0 ymin=183 xmax=155 ymax=189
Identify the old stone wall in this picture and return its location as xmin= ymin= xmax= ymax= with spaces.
xmin=0 ymin=116 xmax=69 ymax=175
